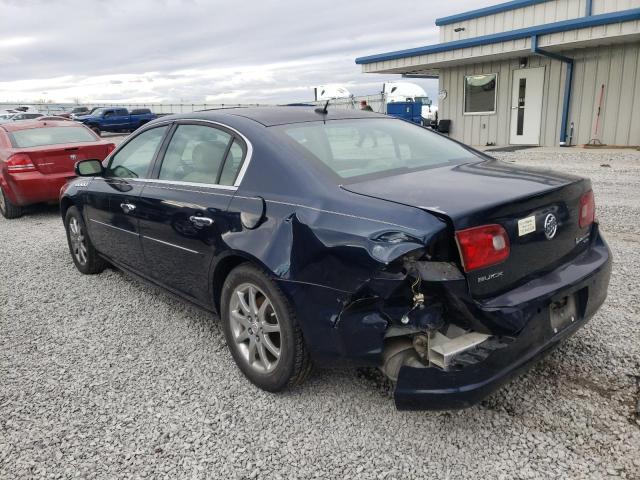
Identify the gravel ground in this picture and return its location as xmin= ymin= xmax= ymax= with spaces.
xmin=1 ymin=147 xmax=639 ymax=479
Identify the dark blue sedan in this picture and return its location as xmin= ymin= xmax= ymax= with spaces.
xmin=60 ymin=107 xmax=611 ymax=410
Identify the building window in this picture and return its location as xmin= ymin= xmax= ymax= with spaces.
xmin=463 ymin=73 xmax=497 ymax=115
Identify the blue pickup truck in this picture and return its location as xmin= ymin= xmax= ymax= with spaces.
xmin=75 ymin=107 xmax=157 ymax=136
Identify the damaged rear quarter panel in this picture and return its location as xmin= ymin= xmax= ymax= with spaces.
xmin=223 ymin=187 xmax=450 ymax=365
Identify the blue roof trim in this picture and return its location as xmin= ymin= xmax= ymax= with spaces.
xmin=356 ymin=8 xmax=640 ymax=65
xmin=436 ymin=0 xmax=551 ymax=26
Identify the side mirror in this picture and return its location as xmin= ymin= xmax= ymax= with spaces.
xmin=75 ymin=159 xmax=104 ymax=177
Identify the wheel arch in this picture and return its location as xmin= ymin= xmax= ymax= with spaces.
xmin=60 ymin=196 xmax=75 ymax=220
xmin=210 ymin=251 xmax=274 ymax=314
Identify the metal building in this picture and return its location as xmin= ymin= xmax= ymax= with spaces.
xmin=356 ymin=0 xmax=640 ymax=147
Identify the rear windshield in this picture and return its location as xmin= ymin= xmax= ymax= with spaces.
xmin=276 ymin=118 xmax=476 ymax=181
xmin=11 ymin=126 xmax=96 ymax=148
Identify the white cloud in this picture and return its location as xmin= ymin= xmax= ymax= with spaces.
xmin=0 ymin=0 xmax=498 ymax=104
xmin=0 ymin=36 xmax=37 ymax=49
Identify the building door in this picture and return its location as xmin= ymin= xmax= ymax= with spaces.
xmin=509 ymin=67 xmax=545 ymax=145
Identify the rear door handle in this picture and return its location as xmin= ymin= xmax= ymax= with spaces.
xmin=189 ymin=215 xmax=214 ymax=227
xmin=120 ymin=203 xmax=136 ymax=214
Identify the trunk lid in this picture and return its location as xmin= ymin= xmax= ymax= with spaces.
xmin=343 ymin=159 xmax=592 ymax=298
xmin=24 ymin=143 xmax=112 ymax=175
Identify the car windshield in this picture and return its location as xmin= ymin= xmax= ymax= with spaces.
xmin=11 ymin=126 xmax=97 ymax=147
xmin=91 ymin=108 xmax=105 ymax=116
xmin=277 ymin=118 xmax=476 ymax=181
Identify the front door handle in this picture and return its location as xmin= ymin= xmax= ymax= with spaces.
xmin=120 ymin=203 xmax=136 ymax=214
xmin=189 ymin=215 xmax=214 ymax=227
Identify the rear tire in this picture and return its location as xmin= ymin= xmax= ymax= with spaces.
xmin=221 ymin=264 xmax=312 ymax=392
xmin=0 ymin=186 xmax=22 ymax=219
xmin=64 ymin=206 xmax=106 ymax=274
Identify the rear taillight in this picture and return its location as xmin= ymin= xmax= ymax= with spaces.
xmin=579 ymin=190 xmax=595 ymax=228
xmin=6 ymin=153 xmax=36 ymax=173
xmin=455 ymin=224 xmax=510 ymax=272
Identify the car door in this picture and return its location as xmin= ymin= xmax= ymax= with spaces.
xmin=114 ymin=108 xmax=130 ymax=130
xmin=85 ymin=124 xmax=170 ymax=272
xmin=136 ymin=121 xmax=248 ymax=305
xmin=101 ymin=109 xmax=117 ymax=130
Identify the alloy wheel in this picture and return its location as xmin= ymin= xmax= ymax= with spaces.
xmin=68 ymin=217 xmax=88 ymax=265
xmin=229 ymin=283 xmax=282 ymax=373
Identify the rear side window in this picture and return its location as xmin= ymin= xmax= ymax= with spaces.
xmin=158 ymin=124 xmax=240 ymax=186
xmin=107 ymin=126 xmax=168 ymax=178
xmin=10 ymin=126 xmax=97 ymax=147
xmin=219 ymin=139 xmax=245 ymax=186
xmin=278 ymin=118 xmax=475 ymax=181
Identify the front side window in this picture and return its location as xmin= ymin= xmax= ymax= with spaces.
xmin=11 ymin=126 xmax=98 ymax=147
xmin=278 ymin=118 xmax=475 ymax=181
xmin=464 ymin=73 xmax=497 ymax=114
xmin=158 ymin=124 xmax=239 ymax=185
xmin=107 ymin=126 xmax=168 ymax=178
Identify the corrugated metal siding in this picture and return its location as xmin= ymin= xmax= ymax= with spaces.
xmin=439 ymin=0 xmax=640 ymax=42
xmin=363 ymin=18 xmax=640 ymax=74
xmin=362 ymin=39 xmax=533 ymax=74
xmin=439 ymin=0 xmax=590 ymax=42
xmin=438 ymin=42 xmax=640 ymax=146
xmin=593 ymin=0 xmax=640 ymax=15
xmin=570 ymin=43 xmax=640 ymax=145
xmin=539 ymin=18 xmax=640 ymax=46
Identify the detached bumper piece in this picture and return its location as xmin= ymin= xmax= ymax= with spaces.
xmin=395 ymin=235 xmax=611 ymax=410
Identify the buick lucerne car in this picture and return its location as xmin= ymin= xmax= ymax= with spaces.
xmin=59 ymin=107 xmax=611 ymax=410
xmin=0 ymin=120 xmax=115 ymax=219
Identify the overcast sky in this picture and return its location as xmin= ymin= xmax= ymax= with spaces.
xmin=0 ymin=0 xmax=497 ymax=105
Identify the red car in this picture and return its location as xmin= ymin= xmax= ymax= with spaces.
xmin=0 ymin=120 xmax=115 ymax=219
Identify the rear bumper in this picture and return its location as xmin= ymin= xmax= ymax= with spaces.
xmin=1 ymin=171 xmax=72 ymax=206
xmin=394 ymin=230 xmax=612 ymax=410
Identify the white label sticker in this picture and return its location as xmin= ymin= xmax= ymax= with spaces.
xmin=518 ymin=216 xmax=536 ymax=236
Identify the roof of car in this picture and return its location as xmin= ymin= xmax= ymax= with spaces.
xmin=165 ymin=106 xmax=388 ymax=127
xmin=0 ymin=119 xmax=82 ymax=132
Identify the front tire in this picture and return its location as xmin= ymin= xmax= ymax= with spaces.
xmin=0 ymin=186 xmax=22 ymax=219
xmin=64 ymin=206 xmax=106 ymax=274
xmin=221 ymin=264 xmax=311 ymax=392
xmin=90 ymin=126 xmax=101 ymax=136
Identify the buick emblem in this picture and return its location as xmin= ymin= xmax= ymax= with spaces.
xmin=543 ymin=213 xmax=558 ymax=240
xmin=70 ymin=154 xmax=77 ymax=161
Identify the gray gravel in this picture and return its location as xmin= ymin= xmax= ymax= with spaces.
xmin=1 ymin=147 xmax=639 ymax=479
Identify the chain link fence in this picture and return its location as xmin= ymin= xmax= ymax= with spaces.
xmin=1 ymin=96 xmax=391 ymax=115
xmin=308 ymin=94 xmax=388 ymax=113
xmin=0 ymin=102 xmax=268 ymax=115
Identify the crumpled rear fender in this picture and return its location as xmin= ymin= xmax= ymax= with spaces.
xmin=222 ymin=194 xmax=453 ymax=365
